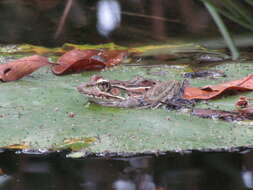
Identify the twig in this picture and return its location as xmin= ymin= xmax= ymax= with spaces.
xmin=54 ymin=0 xmax=74 ymax=39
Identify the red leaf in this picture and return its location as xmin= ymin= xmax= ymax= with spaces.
xmin=101 ymin=50 xmax=128 ymax=66
xmin=183 ymin=74 xmax=253 ymax=100
xmin=0 ymin=55 xmax=49 ymax=82
xmin=51 ymin=49 xmax=104 ymax=75
xmin=51 ymin=49 xmax=127 ymax=75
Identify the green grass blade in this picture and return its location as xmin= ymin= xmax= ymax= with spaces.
xmin=222 ymin=0 xmax=253 ymax=26
xmin=220 ymin=0 xmax=243 ymax=19
xmin=202 ymin=0 xmax=239 ymax=60
xmin=216 ymin=7 xmax=253 ymax=31
xmin=205 ymin=2 xmax=252 ymax=29
xmin=245 ymin=0 xmax=253 ymax=7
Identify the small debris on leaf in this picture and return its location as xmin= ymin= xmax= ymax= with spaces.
xmin=54 ymin=107 xmax=59 ymax=112
xmin=68 ymin=112 xmax=75 ymax=118
xmin=183 ymin=70 xmax=226 ymax=79
xmin=235 ymin=96 xmax=249 ymax=109
xmin=192 ymin=108 xmax=246 ymax=122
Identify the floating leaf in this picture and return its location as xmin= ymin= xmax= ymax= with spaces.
xmin=63 ymin=43 xmax=127 ymax=51
xmin=16 ymin=44 xmax=64 ymax=55
xmin=1 ymin=144 xmax=30 ymax=150
xmin=2 ymin=43 xmax=253 ymax=156
xmin=184 ymin=74 xmax=253 ymax=100
xmin=0 ymin=55 xmax=49 ymax=82
xmin=0 ymin=43 xmax=127 ymax=55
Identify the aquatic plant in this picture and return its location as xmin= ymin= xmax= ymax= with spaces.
xmin=201 ymin=0 xmax=245 ymax=60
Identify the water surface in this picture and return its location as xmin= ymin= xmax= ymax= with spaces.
xmin=0 ymin=150 xmax=253 ymax=190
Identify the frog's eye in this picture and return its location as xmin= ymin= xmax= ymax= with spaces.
xmin=97 ymin=81 xmax=111 ymax=92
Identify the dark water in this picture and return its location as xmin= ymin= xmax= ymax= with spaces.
xmin=1 ymin=150 xmax=253 ymax=190
xmin=0 ymin=0 xmax=233 ymax=47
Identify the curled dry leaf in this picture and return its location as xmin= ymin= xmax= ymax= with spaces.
xmin=0 ymin=55 xmax=49 ymax=82
xmin=52 ymin=49 xmax=105 ymax=75
xmin=51 ymin=49 xmax=128 ymax=75
xmin=184 ymin=74 xmax=253 ymax=100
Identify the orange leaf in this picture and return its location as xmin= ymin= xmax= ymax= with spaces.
xmin=184 ymin=74 xmax=253 ymax=100
xmin=51 ymin=49 xmax=127 ymax=75
xmin=0 ymin=55 xmax=49 ymax=82
xmin=101 ymin=50 xmax=128 ymax=66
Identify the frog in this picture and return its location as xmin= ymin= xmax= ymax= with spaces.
xmin=77 ymin=75 xmax=194 ymax=109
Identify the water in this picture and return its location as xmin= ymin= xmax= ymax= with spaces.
xmin=0 ymin=0 xmax=226 ymax=46
xmin=0 ymin=150 xmax=253 ymax=190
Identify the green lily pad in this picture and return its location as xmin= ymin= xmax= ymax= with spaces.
xmin=1 ymin=44 xmax=253 ymax=157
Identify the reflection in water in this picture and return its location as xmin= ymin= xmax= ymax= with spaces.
xmin=0 ymin=150 xmax=253 ymax=190
xmin=113 ymin=179 xmax=136 ymax=190
xmin=97 ymin=0 xmax=121 ymax=37
xmin=242 ymin=170 xmax=253 ymax=188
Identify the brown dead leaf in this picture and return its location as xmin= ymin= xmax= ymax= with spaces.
xmin=52 ymin=49 xmax=104 ymax=75
xmin=184 ymin=74 xmax=253 ymax=100
xmin=0 ymin=55 xmax=49 ymax=82
xmin=102 ymin=50 xmax=128 ymax=66
xmin=51 ymin=49 xmax=127 ymax=75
